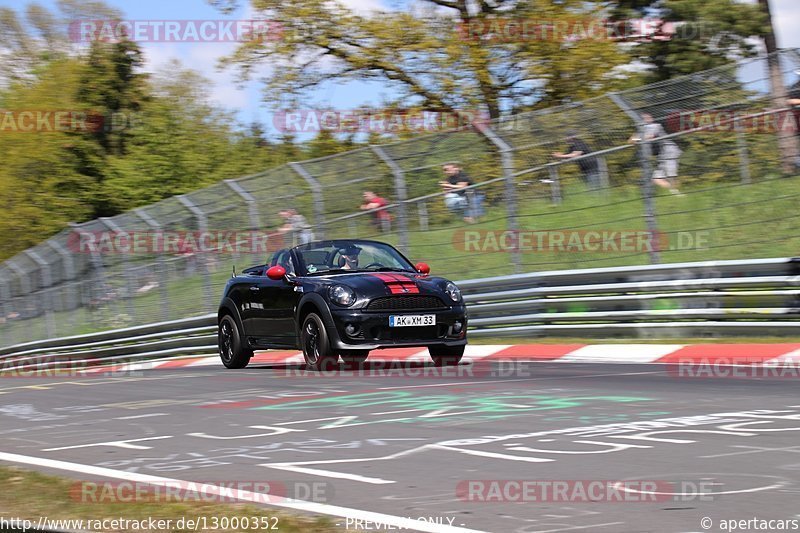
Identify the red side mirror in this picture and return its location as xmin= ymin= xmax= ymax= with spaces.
xmin=415 ymin=262 xmax=430 ymax=275
xmin=266 ymin=265 xmax=286 ymax=280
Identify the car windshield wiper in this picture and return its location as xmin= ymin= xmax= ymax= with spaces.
xmin=367 ymin=267 xmax=417 ymax=273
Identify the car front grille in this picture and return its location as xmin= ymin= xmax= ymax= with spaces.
xmin=366 ymin=295 xmax=449 ymax=311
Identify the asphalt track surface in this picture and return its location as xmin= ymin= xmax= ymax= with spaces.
xmin=1 ymin=355 xmax=800 ymax=533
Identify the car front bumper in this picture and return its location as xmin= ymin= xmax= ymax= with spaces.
xmin=324 ymin=305 xmax=468 ymax=351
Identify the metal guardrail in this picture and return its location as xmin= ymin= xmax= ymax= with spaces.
xmin=1 ymin=257 xmax=798 ymax=367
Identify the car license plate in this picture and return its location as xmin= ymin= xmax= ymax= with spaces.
xmin=389 ymin=314 xmax=436 ymax=327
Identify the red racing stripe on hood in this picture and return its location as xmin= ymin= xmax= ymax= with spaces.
xmin=368 ymin=272 xmax=420 ymax=294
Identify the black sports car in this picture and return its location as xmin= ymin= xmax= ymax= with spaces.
xmin=217 ymin=239 xmax=467 ymax=370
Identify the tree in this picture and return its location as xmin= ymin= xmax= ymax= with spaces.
xmin=757 ymin=0 xmax=798 ymax=172
xmin=610 ymin=0 xmax=767 ymax=81
xmin=0 ymin=2 xmax=306 ymax=261
xmin=214 ymin=0 xmax=631 ymax=118
xmin=304 ymin=129 xmax=356 ymax=159
xmin=0 ymin=58 xmax=95 ymax=259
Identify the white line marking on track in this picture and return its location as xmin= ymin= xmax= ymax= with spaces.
xmin=260 ymin=446 xmax=429 ymax=484
xmin=187 ymin=425 xmax=304 ymax=440
xmin=275 ymin=416 xmax=359 ymax=427
xmin=42 ymin=436 xmax=172 ymax=452
xmin=267 ymin=465 xmax=395 ymax=485
xmin=431 ymin=444 xmax=555 ymax=462
xmin=114 ymin=413 xmax=169 ymax=420
xmin=372 ymin=409 xmax=425 ymax=415
xmin=0 ymin=451 xmax=485 ymax=533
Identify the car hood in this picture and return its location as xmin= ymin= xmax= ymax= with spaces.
xmin=313 ymin=271 xmax=452 ymax=297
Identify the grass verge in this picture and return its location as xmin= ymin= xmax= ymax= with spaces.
xmin=0 ymin=466 xmax=340 ymax=532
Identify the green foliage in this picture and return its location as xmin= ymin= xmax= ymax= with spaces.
xmin=0 ymin=2 xmax=358 ymax=262
xmin=611 ymin=0 xmax=767 ymax=80
xmin=0 ymin=0 xmax=781 ymax=265
xmin=218 ymin=0 xmax=632 ymax=118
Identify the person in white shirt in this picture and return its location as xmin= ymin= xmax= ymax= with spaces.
xmin=630 ymin=113 xmax=683 ymax=195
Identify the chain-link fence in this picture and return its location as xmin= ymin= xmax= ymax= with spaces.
xmin=2 ymin=50 xmax=800 ymax=346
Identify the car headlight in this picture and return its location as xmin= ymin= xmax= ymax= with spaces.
xmin=329 ymin=285 xmax=356 ymax=306
xmin=445 ymin=282 xmax=462 ymax=302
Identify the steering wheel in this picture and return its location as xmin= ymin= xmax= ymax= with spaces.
xmin=364 ymin=262 xmax=385 ymax=269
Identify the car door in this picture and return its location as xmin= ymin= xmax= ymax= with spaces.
xmin=233 ymin=271 xmax=264 ymax=338
xmin=250 ymin=250 xmax=300 ymax=344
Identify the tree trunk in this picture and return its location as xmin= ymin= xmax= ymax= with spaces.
xmin=759 ymin=0 xmax=799 ymax=173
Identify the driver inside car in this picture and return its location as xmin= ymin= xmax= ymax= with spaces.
xmin=338 ymin=245 xmax=361 ymax=270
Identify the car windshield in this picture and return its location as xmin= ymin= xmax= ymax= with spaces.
xmin=293 ymin=240 xmax=415 ymax=276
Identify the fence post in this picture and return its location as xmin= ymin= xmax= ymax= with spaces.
xmin=0 ymin=270 xmax=15 ymax=347
xmin=288 ymin=162 xmax=325 ymax=240
xmin=734 ymin=117 xmax=752 ymax=184
xmin=598 ymin=156 xmax=611 ymax=191
xmin=638 ymin=137 xmax=661 ymax=264
xmin=99 ymin=217 xmax=137 ymax=323
xmin=24 ymin=250 xmax=56 ymax=338
xmin=5 ymin=259 xmax=33 ymax=342
xmin=609 ymin=92 xmax=661 ymax=264
xmin=69 ymin=222 xmax=110 ymax=330
xmin=370 ymin=145 xmax=409 ymax=253
xmin=224 ymin=178 xmax=263 ymax=266
xmin=476 ymin=124 xmax=522 ymax=274
xmin=418 ymin=201 xmax=429 ymax=231
xmin=225 ymin=179 xmax=261 ymax=230
xmin=177 ymin=195 xmax=214 ymax=311
xmin=135 ymin=208 xmax=170 ymax=322
xmin=46 ymin=238 xmax=78 ymax=333
xmin=548 ymin=165 xmax=562 ymax=204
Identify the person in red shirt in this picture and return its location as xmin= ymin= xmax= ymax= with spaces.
xmin=360 ymin=191 xmax=392 ymax=231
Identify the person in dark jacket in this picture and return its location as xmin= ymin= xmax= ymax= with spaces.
xmin=440 ymin=162 xmax=476 ymax=223
xmin=552 ymin=130 xmax=601 ymax=191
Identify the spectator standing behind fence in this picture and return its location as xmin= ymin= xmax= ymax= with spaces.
xmin=440 ymin=162 xmax=476 ymax=223
xmin=360 ymin=191 xmax=392 ymax=232
xmin=630 ymin=113 xmax=683 ymax=195
xmin=278 ymin=209 xmax=314 ymax=245
xmin=551 ymin=131 xmax=601 ymax=191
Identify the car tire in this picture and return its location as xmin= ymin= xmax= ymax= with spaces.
xmin=339 ymin=350 xmax=369 ymax=366
xmin=429 ymin=344 xmax=465 ymax=366
xmin=301 ymin=313 xmax=339 ymax=371
xmin=218 ymin=315 xmax=252 ymax=369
